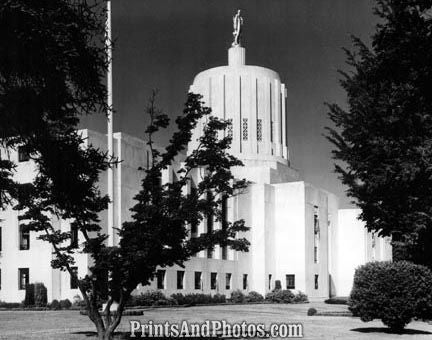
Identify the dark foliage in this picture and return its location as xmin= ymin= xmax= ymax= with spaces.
xmin=50 ymin=299 xmax=60 ymax=310
xmin=24 ymin=284 xmax=35 ymax=306
xmin=324 ymin=296 xmax=348 ymax=305
xmin=307 ymin=307 xmax=317 ymax=316
xmin=349 ymin=261 xmax=432 ymax=332
xmin=59 ymin=299 xmax=72 ymax=309
xmin=292 ymin=291 xmax=309 ymax=304
xmin=34 ymin=282 xmax=48 ymax=307
xmin=230 ymin=290 xmax=246 ymax=303
xmin=326 ymin=0 xmax=432 ymax=266
xmin=245 ymin=291 xmax=264 ymax=303
xmin=265 ymin=289 xmax=295 ymax=303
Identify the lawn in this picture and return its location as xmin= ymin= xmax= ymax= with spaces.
xmin=0 ymin=303 xmax=431 ymax=339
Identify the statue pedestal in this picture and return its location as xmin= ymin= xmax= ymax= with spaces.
xmin=228 ymin=46 xmax=245 ymax=66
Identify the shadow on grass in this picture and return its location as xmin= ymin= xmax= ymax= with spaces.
xmin=72 ymin=331 xmax=221 ymax=339
xmin=351 ymin=327 xmax=432 ymax=335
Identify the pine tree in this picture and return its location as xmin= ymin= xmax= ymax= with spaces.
xmin=326 ymin=0 xmax=432 ymax=267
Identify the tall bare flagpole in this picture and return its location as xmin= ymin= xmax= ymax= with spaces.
xmin=107 ymin=0 xmax=114 ymax=247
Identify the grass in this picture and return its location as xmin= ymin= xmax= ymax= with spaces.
xmin=0 ymin=303 xmax=431 ymax=339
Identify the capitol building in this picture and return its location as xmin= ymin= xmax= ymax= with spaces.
xmin=0 ymin=16 xmax=391 ymax=303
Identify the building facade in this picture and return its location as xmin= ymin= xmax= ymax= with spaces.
xmin=0 ymin=42 xmax=391 ymax=304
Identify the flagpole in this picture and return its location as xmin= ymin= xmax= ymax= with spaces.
xmin=107 ymin=0 xmax=114 ymax=247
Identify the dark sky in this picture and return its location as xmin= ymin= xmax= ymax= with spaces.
xmin=80 ymin=0 xmax=378 ymax=208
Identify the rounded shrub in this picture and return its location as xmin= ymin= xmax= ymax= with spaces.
xmin=265 ymin=289 xmax=294 ymax=303
xmin=59 ymin=299 xmax=72 ymax=309
xmin=24 ymin=284 xmax=35 ymax=306
xmin=307 ymin=307 xmax=317 ymax=316
xmin=293 ymin=291 xmax=309 ymax=303
xmin=349 ymin=261 xmax=432 ymax=332
xmin=245 ymin=291 xmax=264 ymax=303
xmin=34 ymin=283 xmax=48 ymax=307
xmin=230 ymin=290 xmax=245 ymax=303
xmin=50 ymin=299 xmax=60 ymax=310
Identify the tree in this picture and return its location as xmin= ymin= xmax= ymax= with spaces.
xmin=326 ymin=0 xmax=432 ymax=267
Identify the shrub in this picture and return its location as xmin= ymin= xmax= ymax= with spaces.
xmin=245 ymin=291 xmax=264 ymax=303
xmin=307 ymin=307 xmax=317 ymax=316
xmin=231 ymin=290 xmax=245 ymax=303
xmin=0 ymin=301 xmax=22 ymax=308
xmin=59 ymin=299 xmax=72 ymax=310
xmin=265 ymin=289 xmax=294 ymax=303
xmin=73 ymin=294 xmax=86 ymax=307
xmin=24 ymin=284 xmax=35 ymax=306
xmin=50 ymin=299 xmax=61 ymax=310
xmin=211 ymin=294 xmax=226 ymax=304
xmin=349 ymin=261 xmax=432 ymax=332
xmin=34 ymin=283 xmax=48 ymax=307
xmin=128 ymin=290 xmax=169 ymax=306
xmin=293 ymin=291 xmax=309 ymax=303
xmin=324 ymin=296 xmax=348 ymax=305
xmin=274 ymin=280 xmax=282 ymax=291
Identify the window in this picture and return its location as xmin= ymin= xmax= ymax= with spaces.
xmin=314 ymin=274 xmax=319 ymax=290
xmin=0 ymin=269 xmax=2 ymax=290
xmin=286 ymin=274 xmax=295 ymax=289
xmin=257 ymin=119 xmax=263 ymax=141
xmin=222 ymin=247 xmax=227 ymax=260
xmin=226 ymin=119 xmax=233 ymax=138
xmin=19 ymin=224 xmax=30 ymax=250
xmin=190 ymin=182 xmax=198 ymax=236
xmin=177 ymin=271 xmax=184 ymax=290
xmin=242 ymin=118 xmax=248 ymax=140
xmin=313 ymin=206 xmax=320 ymax=263
xmin=0 ymin=226 xmax=2 ymax=252
xmin=71 ymin=224 xmax=78 ymax=248
xmin=270 ymin=121 xmax=274 ymax=142
xmin=268 ymin=274 xmax=272 ymax=290
xmin=194 ymin=271 xmax=202 ymax=290
xmin=70 ymin=267 xmax=78 ymax=289
xmin=225 ymin=273 xmax=232 ymax=290
xmin=18 ymin=146 xmax=30 ymax=162
xmin=221 ymin=195 xmax=228 ymax=260
xmin=207 ymin=248 xmax=213 ymax=259
xmin=242 ymin=274 xmax=248 ymax=290
xmin=210 ymin=272 xmax=217 ymax=290
xmin=156 ymin=270 xmax=165 ymax=289
xmin=18 ymin=268 xmax=29 ymax=290
xmin=206 ymin=191 xmax=213 ymax=258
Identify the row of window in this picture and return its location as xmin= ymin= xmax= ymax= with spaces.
xmin=0 ymin=268 xmax=304 ymax=292
xmin=225 ymin=118 xmax=267 ymax=142
xmin=155 ymin=270 xmax=242 ymax=290
xmin=0 ymin=267 xmax=79 ymax=291
xmin=155 ymin=270 xmax=298 ymax=291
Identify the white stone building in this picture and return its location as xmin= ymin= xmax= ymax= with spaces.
xmin=0 ymin=43 xmax=391 ymax=304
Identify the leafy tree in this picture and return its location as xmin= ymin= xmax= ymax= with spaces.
xmin=326 ymin=0 xmax=432 ymax=267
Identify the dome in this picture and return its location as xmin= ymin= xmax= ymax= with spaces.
xmin=188 ymin=45 xmax=289 ymax=166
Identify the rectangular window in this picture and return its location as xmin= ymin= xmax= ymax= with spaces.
xmin=70 ymin=267 xmax=78 ymax=289
xmin=19 ymin=224 xmax=30 ymax=250
xmin=313 ymin=206 xmax=320 ymax=263
xmin=194 ymin=271 xmax=202 ymax=290
xmin=0 ymin=226 xmax=2 ymax=252
xmin=268 ymin=274 xmax=272 ymax=290
xmin=156 ymin=270 xmax=165 ymax=289
xmin=177 ymin=271 xmax=184 ymax=290
xmin=286 ymin=274 xmax=295 ymax=289
xmin=207 ymin=248 xmax=213 ymax=259
xmin=71 ymin=224 xmax=78 ymax=248
xmin=222 ymin=246 xmax=227 ymax=260
xmin=225 ymin=273 xmax=232 ymax=290
xmin=242 ymin=118 xmax=248 ymax=141
xmin=0 ymin=268 xmax=2 ymax=290
xmin=18 ymin=268 xmax=29 ymax=290
xmin=257 ymin=119 xmax=263 ymax=141
xmin=18 ymin=146 xmax=30 ymax=162
xmin=314 ymin=274 xmax=319 ymax=290
xmin=243 ymin=274 xmax=248 ymax=290
xmin=270 ymin=121 xmax=274 ymax=142
xmin=210 ymin=272 xmax=217 ymax=290
xmin=226 ymin=119 xmax=233 ymax=138
xmin=190 ymin=183 xmax=198 ymax=236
